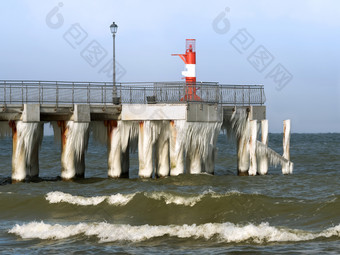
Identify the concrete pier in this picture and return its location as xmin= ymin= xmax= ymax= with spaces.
xmin=0 ymin=80 xmax=283 ymax=180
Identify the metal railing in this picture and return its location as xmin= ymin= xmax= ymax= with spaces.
xmin=0 ymin=80 xmax=265 ymax=106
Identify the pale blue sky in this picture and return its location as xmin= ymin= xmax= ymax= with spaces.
xmin=1 ymin=0 xmax=339 ymax=132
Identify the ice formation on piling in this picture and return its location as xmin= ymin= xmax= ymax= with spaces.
xmin=169 ymin=120 xmax=186 ymax=176
xmin=138 ymin=120 xmax=163 ymax=178
xmin=154 ymin=121 xmax=170 ymax=177
xmin=60 ymin=121 xmax=89 ymax=179
xmin=184 ymin=122 xmax=222 ymax=174
xmin=12 ymin=121 xmax=44 ymax=180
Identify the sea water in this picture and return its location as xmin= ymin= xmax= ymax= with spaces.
xmin=0 ymin=133 xmax=339 ymax=254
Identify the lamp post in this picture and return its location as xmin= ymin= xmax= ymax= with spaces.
xmin=110 ymin=22 xmax=118 ymax=102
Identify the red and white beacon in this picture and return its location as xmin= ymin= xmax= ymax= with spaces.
xmin=172 ymin=39 xmax=200 ymax=101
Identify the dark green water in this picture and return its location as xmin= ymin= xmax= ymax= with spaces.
xmin=0 ymin=133 xmax=339 ymax=254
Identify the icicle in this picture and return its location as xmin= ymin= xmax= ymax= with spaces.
xmin=155 ymin=121 xmax=170 ymax=178
xmin=11 ymin=121 xmax=43 ymax=181
xmin=204 ymin=123 xmax=221 ymax=174
xmin=256 ymin=141 xmax=290 ymax=167
xmin=258 ymin=119 xmax=269 ymax=175
xmin=248 ymin=120 xmax=257 ymax=176
xmin=59 ymin=121 xmax=89 ymax=180
xmin=282 ymin=119 xmax=292 ymax=174
xmin=184 ymin=122 xmax=221 ymax=174
xmin=169 ymin=120 xmax=185 ymax=176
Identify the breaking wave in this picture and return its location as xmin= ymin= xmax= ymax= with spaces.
xmin=45 ymin=190 xmax=241 ymax=207
xmin=8 ymin=221 xmax=340 ymax=243
xmin=46 ymin=191 xmax=136 ymax=206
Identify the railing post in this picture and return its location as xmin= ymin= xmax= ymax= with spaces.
xmin=41 ymin=82 xmax=44 ymax=104
xmin=144 ymin=87 xmax=146 ymax=104
xmin=56 ymin=81 xmax=58 ymax=107
xmin=261 ymin=86 xmax=263 ymax=105
xmin=25 ymin=82 xmax=28 ymax=104
xmin=249 ymin=86 xmax=251 ymax=105
xmin=21 ymin=81 xmax=24 ymax=105
xmin=87 ymin=83 xmax=90 ymax=104
xmin=38 ymin=81 xmax=41 ymax=104
xmin=129 ymin=86 xmax=132 ymax=104
xmin=102 ymin=84 xmax=104 ymax=104
xmin=4 ymin=81 xmax=6 ymax=106
xmin=72 ymin=82 xmax=75 ymax=105
xmin=9 ymin=81 xmax=11 ymax=104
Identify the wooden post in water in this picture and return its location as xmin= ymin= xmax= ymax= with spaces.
xmin=258 ymin=119 xmax=269 ymax=175
xmin=248 ymin=120 xmax=257 ymax=176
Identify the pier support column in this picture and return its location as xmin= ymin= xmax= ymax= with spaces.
xmin=107 ymin=120 xmax=122 ymax=178
xmin=237 ymin=131 xmax=250 ymax=176
xmin=204 ymin=126 xmax=220 ymax=175
xmin=10 ymin=121 xmax=43 ymax=182
xmin=258 ymin=119 xmax=268 ymax=175
xmin=58 ymin=120 xmax=89 ymax=180
xmin=155 ymin=121 xmax=170 ymax=178
xmin=138 ymin=121 xmax=154 ymax=178
xmin=248 ymin=120 xmax=257 ymax=176
xmin=282 ymin=119 xmax=293 ymax=174
xmin=58 ymin=104 xmax=90 ymax=180
xmin=10 ymin=104 xmax=43 ymax=182
xmin=169 ymin=120 xmax=185 ymax=176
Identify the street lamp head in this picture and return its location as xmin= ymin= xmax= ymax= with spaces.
xmin=110 ymin=22 xmax=118 ymax=34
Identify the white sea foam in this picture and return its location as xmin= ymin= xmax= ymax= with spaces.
xmin=45 ymin=191 xmax=136 ymax=206
xmin=145 ymin=190 xmax=241 ymax=207
xmin=107 ymin=193 xmax=136 ymax=206
xmin=8 ymin=221 xmax=340 ymax=243
xmin=45 ymin=190 xmax=241 ymax=207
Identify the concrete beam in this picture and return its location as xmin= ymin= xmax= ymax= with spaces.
xmin=22 ymin=104 xmax=40 ymax=122
xmin=72 ymin=104 xmax=91 ymax=122
xmin=186 ymin=103 xmax=222 ymax=122
xmin=122 ymin=104 xmax=186 ymax=121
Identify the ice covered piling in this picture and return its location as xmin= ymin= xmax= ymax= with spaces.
xmin=154 ymin=121 xmax=170 ymax=178
xmin=248 ymin=120 xmax=257 ymax=176
xmin=257 ymin=119 xmax=269 ymax=175
xmin=57 ymin=121 xmax=89 ymax=180
xmin=10 ymin=121 xmax=43 ymax=181
xmin=169 ymin=120 xmax=185 ymax=176
xmin=231 ymin=108 xmax=250 ymax=175
xmin=282 ymin=119 xmax=293 ymax=174
xmin=104 ymin=120 xmax=138 ymax=178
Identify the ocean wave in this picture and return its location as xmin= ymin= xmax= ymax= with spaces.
xmin=45 ymin=191 xmax=136 ymax=206
xmin=8 ymin=221 xmax=340 ymax=243
xmin=45 ymin=190 xmax=241 ymax=207
xmin=145 ymin=190 xmax=240 ymax=207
